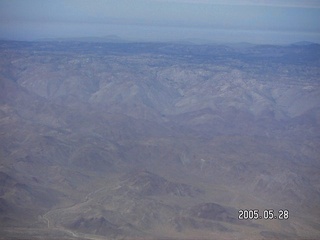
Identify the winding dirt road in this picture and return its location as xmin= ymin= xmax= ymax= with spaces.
xmin=42 ymin=186 xmax=108 ymax=240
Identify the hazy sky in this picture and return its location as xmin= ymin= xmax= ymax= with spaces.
xmin=1 ymin=0 xmax=320 ymax=44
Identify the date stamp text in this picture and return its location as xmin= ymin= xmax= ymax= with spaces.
xmin=238 ymin=209 xmax=289 ymax=220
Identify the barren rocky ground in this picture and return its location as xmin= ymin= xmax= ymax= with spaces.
xmin=0 ymin=40 xmax=319 ymax=239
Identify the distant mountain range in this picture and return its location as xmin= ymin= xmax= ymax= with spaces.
xmin=3 ymin=34 xmax=317 ymax=47
xmin=37 ymin=35 xmax=128 ymax=43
